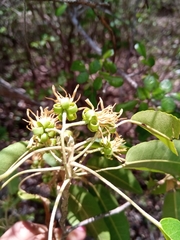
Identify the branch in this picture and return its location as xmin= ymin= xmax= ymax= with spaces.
xmin=117 ymin=68 xmax=138 ymax=89
xmin=0 ymin=77 xmax=39 ymax=105
xmin=69 ymin=9 xmax=102 ymax=55
xmin=69 ymin=8 xmax=138 ymax=89
xmin=66 ymin=201 xmax=130 ymax=233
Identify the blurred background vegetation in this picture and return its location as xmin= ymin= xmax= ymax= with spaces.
xmin=0 ymin=0 xmax=180 ymax=238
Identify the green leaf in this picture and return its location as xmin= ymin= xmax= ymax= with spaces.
xmin=115 ymin=100 xmax=138 ymax=112
xmin=55 ymin=4 xmax=67 ymax=16
xmin=93 ymin=77 xmax=103 ymax=90
xmin=7 ymin=171 xmax=20 ymax=195
xmin=137 ymin=87 xmax=150 ymax=100
xmin=134 ymin=42 xmax=146 ymax=58
xmin=68 ymin=185 xmax=110 ymax=240
xmin=18 ymin=189 xmax=41 ymax=200
xmin=160 ymin=79 xmax=173 ymax=93
xmin=71 ymin=60 xmax=86 ymax=72
xmin=125 ymin=140 xmax=180 ymax=177
xmin=161 ymin=97 xmax=176 ymax=113
xmin=138 ymin=102 xmax=148 ymax=111
xmin=102 ymin=49 xmax=114 ymax=59
xmin=152 ymin=87 xmax=165 ymax=100
xmin=160 ymin=218 xmax=180 ymax=240
xmin=141 ymin=56 xmax=155 ymax=67
xmin=171 ymin=93 xmax=180 ymax=101
xmin=135 ymin=125 xmax=151 ymax=141
xmin=103 ymin=61 xmax=117 ymax=74
xmin=144 ymin=75 xmax=158 ymax=91
xmin=0 ymin=141 xmax=27 ymax=175
xmin=91 ymin=184 xmax=130 ymax=240
xmin=89 ymin=59 xmax=101 ymax=74
xmin=162 ymin=190 xmax=180 ymax=220
xmin=131 ymin=110 xmax=180 ymax=154
xmin=100 ymin=72 xmax=123 ymax=87
xmin=87 ymin=156 xmax=142 ymax=194
xmin=76 ymin=72 xmax=89 ymax=83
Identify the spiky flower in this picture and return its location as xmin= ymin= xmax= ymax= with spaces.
xmin=51 ymin=85 xmax=80 ymax=121
xmin=83 ymin=98 xmax=123 ymax=133
xmin=100 ymin=134 xmax=126 ymax=162
xmin=25 ymin=107 xmax=59 ymax=148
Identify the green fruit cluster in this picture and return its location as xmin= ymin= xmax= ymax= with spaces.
xmin=32 ymin=119 xmax=56 ymax=143
xmin=82 ymin=108 xmax=99 ymax=132
xmin=53 ymin=97 xmax=78 ymax=121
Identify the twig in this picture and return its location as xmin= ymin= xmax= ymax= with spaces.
xmin=0 ymin=77 xmax=39 ymax=105
xmin=69 ymin=9 xmax=102 ymax=55
xmin=66 ymin=201 xmax=130 ymax=233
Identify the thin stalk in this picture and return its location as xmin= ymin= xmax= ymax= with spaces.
xmin=71 ymin=161 xmax=163 ymax=231
xmin=48 ymin=179 xmax=70 ymax=240
xmin=95 ymin=164 xmax=123 ymax=173
xmin=1 ymin=166 xmax=63 ymax=189
xmin=73 ymin=140 xmax=95 ymax=161
xmin=65 ymin=120 xmax=86 ymax=128
xmin=66 ymin=202 xmax=130 ymax=234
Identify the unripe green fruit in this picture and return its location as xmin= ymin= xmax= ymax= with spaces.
xmin=40 ymin=133 xmax=49 ymax=143
xmin=39 ymin=119 xmax=51 ymax=129
xmin=47 ymin=130 xmax=55 ymax=138
xmin=67 ymin=112 xmax=77 ymax=121
xmin=58 ymin=112 xmax=63 ymax=121
xmin=61 ymin=97 xmax=70 ymax=110
xmin=103 ymin=147 xmax=113 ymax=156
xmin=87 ymin=116 xmax=99 ymax=132
xmin=53 ymin=103 xmax=63 ymax=114
xmin=67 ymin=102 xmax=78 ymax=114
xmin=32 ymin=127 xmax=44 ymax=136
xmin=82 ymin=108 xmax=96 ymax=123
xmin=50 ymin=138 xmax=57 ymax=146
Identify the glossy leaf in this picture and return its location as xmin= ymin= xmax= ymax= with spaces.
xmin=91 ymin=184 xmax=130 ymax=240
xmin=125 ymin=140 xmax=180 ymax=177
xmin=131 ymin=110 xmax=180 ymax=154
xmin=68 ymin=185 xmax=110 ymax=240
xmin=0 ymin=141 xmax=27 ymax=175
xmin=160 ymin=218 xmax=180 ymax=240
xmin=87 ymin=156 xmax=142 ymax=194
xmin=161 ymin=97 xmax=176 ymax=113
xmin=171 ymin=93 xmax=180 ymax=101
xmin=144 ymin=75 xmax=158 ymax=91
xmin=71 ymin=60 xmax=86 ymax=72
xmin=134 ymin=42 xmax=146 ymax=58
xmin=160 ymin=79 xmax=173 ymax=93
xmin=89 ymin=59 xmax=101 ymax=74
xmin=77 ymin=72 xmax=89 ymax=83
xmin=162 ymin=190 xmax=180 ymax=220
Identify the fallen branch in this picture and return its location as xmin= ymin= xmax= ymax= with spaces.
xmin=0 ymin=77 xmax=39 ymax=105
